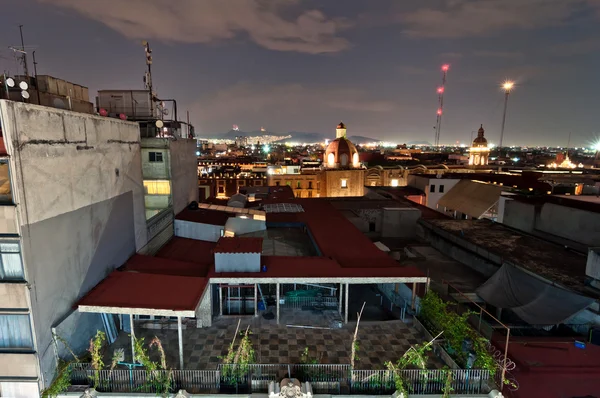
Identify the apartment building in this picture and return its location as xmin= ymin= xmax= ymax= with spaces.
xmin=0 ymin=100 xmax=149 ymax=396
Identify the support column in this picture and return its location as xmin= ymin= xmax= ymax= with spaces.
xmin=177 ymin=316 xmax=184 ymax=369
xmin=218 ymin=285 xmax=223 ymax=316
xmin=344 ymin=283 xmax=349 ymax=324
xmin=425 ymin=278 xmax=431 ymax=294
xmin=338 ymin=283 xmax=343 ymax=315
xmin=276 ymin=283 xmax=280 ymax=324
xmin=411 ymin=283 xmax=417 ymax=311
xmin=129 ymin=314 xmax=135 ymax=363
xmin=254 ymin=283 xmax=258 ymax=317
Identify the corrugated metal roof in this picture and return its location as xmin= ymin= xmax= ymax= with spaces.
xmin=437 ymin=179 xmax=504 ymax=219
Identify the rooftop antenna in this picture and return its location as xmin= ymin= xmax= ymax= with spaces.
xmin=434 ymin=64 xmax=449 ymax=147
xmin=19 ymin=25 xmax=29 ymax=78
xmin=566 ymin=132 xmax=571 ymax=159
xmin=142 ymin=41 xmax=153 ymax=94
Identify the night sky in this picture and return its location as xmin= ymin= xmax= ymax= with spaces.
xmin=1 ymin=0 xmax=600 ymax=146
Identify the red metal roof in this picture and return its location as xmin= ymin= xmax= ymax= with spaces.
xmin=214 ymin=237 xmax=263 ymax=253
xmin=123 ymin=254 xmax=207 ymax=277
xmin=76 ymin=271 xmax=207 ymax=311
xmin=176 ymin=207 xmax=232 ymax=226
xmin=155 ymin=237 xmax=216 ymax=268
xmin=208 ymin=256 xmax=425 ymax=279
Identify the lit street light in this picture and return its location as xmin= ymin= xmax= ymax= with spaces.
xmin=499 ymin=80 xmax=514 ymax=148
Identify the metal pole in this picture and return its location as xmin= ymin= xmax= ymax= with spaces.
xmin=344 ymin=283 xmax=349 ymax=324
xmin=276 ymin=283 xmax=280 ymax=324
xmin=411 ymin=283 xmax=417 ymax=310
xmin=32 ymin=51 xmax=41 ymax=105
xmin=499 ymin=91 xmax=510 ymax=148
xmin=19 ymin=25 xmax=29 ymax=79
xmin=501 ymin=328 xmax=510 ymax=390
xmin=254 ymin=283 xmax=258 ymax=317
xmin=129 ymin=314 xmax=136 ymax=363
xmin=177 ymin=316 xmax=184 ymax=369
xmin=219 ymin=285 xmax=223 ymax=316
xmin=338 ymin=283 xmax=343 ymax=315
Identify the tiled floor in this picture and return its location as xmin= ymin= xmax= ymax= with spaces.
xmin=108 ymin=311 xmax=442 ymax=371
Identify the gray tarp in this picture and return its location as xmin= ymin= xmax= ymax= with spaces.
xmin=476 ymin=263 xmax=594 ymax=325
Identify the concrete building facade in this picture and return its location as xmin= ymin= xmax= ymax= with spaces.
xmin=0 ymin=100 xmax=149 ymax=395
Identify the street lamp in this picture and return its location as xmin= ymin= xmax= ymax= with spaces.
xmin=499 ymin=80 xmax=514 ymax=148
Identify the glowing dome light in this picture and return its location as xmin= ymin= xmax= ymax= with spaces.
xmin=441 ymin=64 xmax=450 ymax=72
xmin=437 ymin=87 xmax=444 ymax=94
xmin=437 ymin=108 xmax=442 ymax=115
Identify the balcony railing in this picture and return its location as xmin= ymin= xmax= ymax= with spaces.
xmin=69 ymin=363 xmax=490 ymax=395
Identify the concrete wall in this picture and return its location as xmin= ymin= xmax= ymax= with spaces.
xmin=536 ymin=203 xmax=600 ymax=247
xmin=141 ymin=147 xmax=170 ymax=179
xmin=174 ymin=219 xmax=223 ymax=242
xmin=195 ymin=288 xmax=212 ymax=328
xmin=501 ymin=199 xmax=535 ymax=233
xmin=53 ymin=311 xmax=103 ymax=360
xmin=215 ymin=252 xmax=260 ymax=272
xmin=381 ymin=208 xmax=421 ymax=238
xmin=408 ymin=175 xmax=459 ymax=210
xmin=169 ymin=139 xmax=199 ymax=214
xmin=0 ymin=101 xmax=148 ymax=387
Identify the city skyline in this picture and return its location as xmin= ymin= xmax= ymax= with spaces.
xmin=1 ymin=0 xmax=600 ymax=146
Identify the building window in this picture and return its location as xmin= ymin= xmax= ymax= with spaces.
xmin=276 ymin=181 xmax=280 ymax=186
xmin=439 ymin=184 xmax=445 ymax=193
xmin=0 ymin=161 xmax=13 ymax=204
xmin=341 ymin=179 xmax=348 ymax=189
xmin=430 ymin=185 xmax=435 ymax=193
xmin=238 ymin=180 xmax=246 ymax=187
xmin=308 ymin=181 xmax=313 ymax=189
xmin=0 ymin=242 xmax=23 ymax=281
xmin=148 ymin=152 xmax=163 ymax=162
xmin=391 ymin=179 xmax=399 ymax=187
xmin=308 ymin=191 xmax=312 ymax=198
xmin=218 ymin=186 xmax=224 ymax=194
xmin=296 ymin=181 xmax=301 ymax=189
xmin=369 ymin=222 xmax=376 ymax=232
xmin=286 ymin=181 xmax=292 ymax=187
xmin=143 ymin=180 xmax=171 ymax=195
xmin=0 ymin=314 xmax=33 ymax=349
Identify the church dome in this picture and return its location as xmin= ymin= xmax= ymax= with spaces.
xmin=472 ymin=124 xmax=488 ymax=147
xmin=325 ymin=136 xmax=359 ymax=168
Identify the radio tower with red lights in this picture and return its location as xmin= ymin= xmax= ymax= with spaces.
xmin=434 ymin=64 xmax=449 ymax=147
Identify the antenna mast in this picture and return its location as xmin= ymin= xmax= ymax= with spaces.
xmin=434 ymin=64 xmax=449 ymax=147
xmin=19 ymin=25 xmax=29 ymax=78
xmin=142 ymin=41 xmax=153 ymax=94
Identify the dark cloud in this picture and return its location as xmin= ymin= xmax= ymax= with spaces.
xmin=39 ymin=0 xmax=352 ymax=54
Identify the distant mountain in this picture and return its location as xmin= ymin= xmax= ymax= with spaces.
xmin=407 ymin=140 xmax=432 ymax=146
xmin=212 ymin=130 xmax=382 ymax=144
xmin=348 ymin=135 xmax=381 ymax=143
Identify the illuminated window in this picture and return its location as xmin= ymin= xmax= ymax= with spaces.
xmin=143 ymin=180 xmax=171 ymax=195
xmin=353 ymin=153 xmax=359 ymax=167
xmin=0 ymin=161 xmax=12 ymax=204
xmin=341 ymin=179 xmax=348 ymax=189
xmin=391 ymin=179 xmax=399 ymax=187
xmin=148 ymin=152 xmax=163 ymax=162
xmin=327 ymin=153 xmax=335 ymax=167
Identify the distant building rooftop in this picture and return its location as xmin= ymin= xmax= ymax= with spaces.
xmin=420 ymin=219 xmax=596 ymax=297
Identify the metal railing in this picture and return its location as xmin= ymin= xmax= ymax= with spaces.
xmin=70 ymin=364 xmax=490 ymax=395
xmin=279 ymin=296 xmax=338 ymax=309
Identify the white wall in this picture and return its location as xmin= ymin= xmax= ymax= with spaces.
xmin=381 ymin=208 xmax=421 ymax=238
xmin=536 ymin=203 xmax=600 ymax=247
xmin=174 ymin=219 xmax=223 ymax=242
xmin=169 ymin=139 xmax=199 ymax=215
xmin=0 ymin=101 xmax=148 ymax=388
xmin=215 ymin=252 xmax=260 ymax=272
xmin=407 ymin=176 xmax=460 ymax=210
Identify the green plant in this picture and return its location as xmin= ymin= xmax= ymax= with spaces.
xmin=419 ymin=292 xmax=496 ymax=375
xmin=220 ymin=323 xmax=255 ymax=386
xmin=442 ymin=368 xmax=454 ymax=398
xmin=134 ymin=336 xmax=173 ymax=396
xmin=300 ymin=347 xmax=319 ymax=364
xmin=41 ymin=334 xmax=81 ymax=397
xmin=41 ymin=360 xmax=74 ymax=398
xmin=88 ymin=331 xmax=106 ymax=389
xmin=384 ymin=336 xmax=438 ymax=396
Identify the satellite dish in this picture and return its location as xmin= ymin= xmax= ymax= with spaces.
xmin=6 ymin=78 xmax=15 ymax=87
xmin=21 ymin=91 xmax=30 ymax=99
xmin=155 ymin=120 xmax=164 ymax=128
xmin=19 ymin=81 xmax=28 ymax=90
